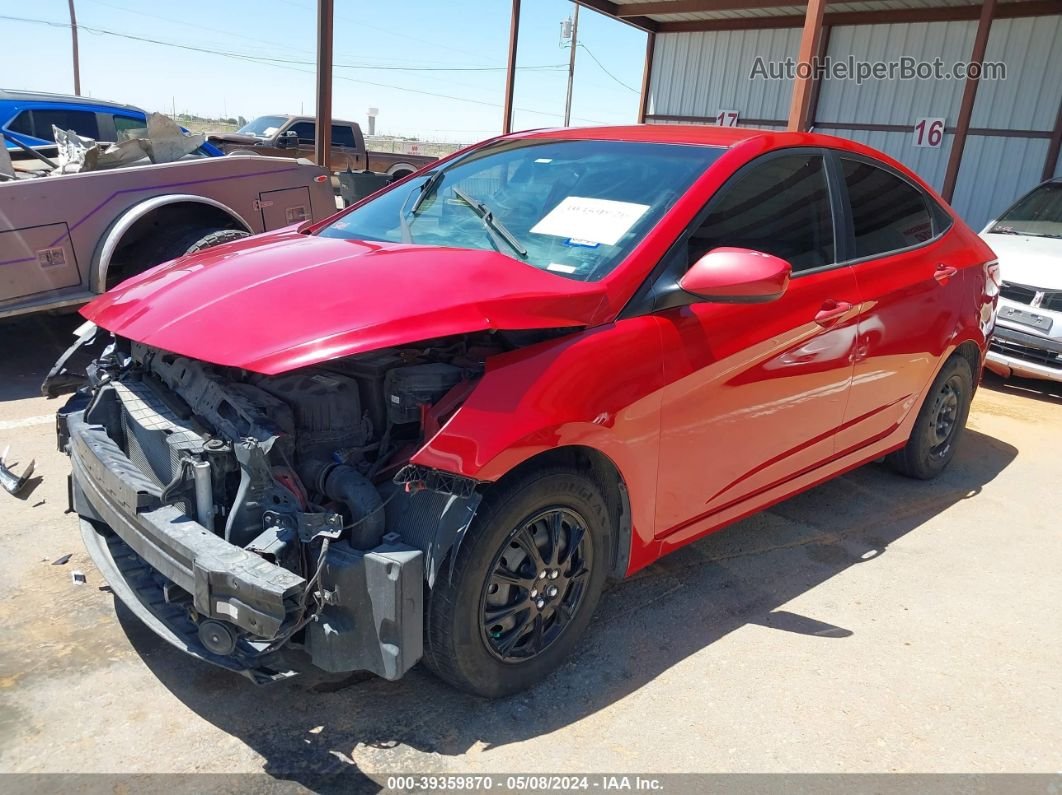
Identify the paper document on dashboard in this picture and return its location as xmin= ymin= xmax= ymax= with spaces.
xmin=530 ymin=197 xmax=650 ymax=247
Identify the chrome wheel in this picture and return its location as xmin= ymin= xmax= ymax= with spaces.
xmin=480 ymin=507 xmax=593 ymax=663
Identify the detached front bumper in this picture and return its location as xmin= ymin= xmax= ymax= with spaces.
xmin=986 ymin=324 xmax=1062 ymax=383
xmin=61 ymin=396 xmax=424 ymax=683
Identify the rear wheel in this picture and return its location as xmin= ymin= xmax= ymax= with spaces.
xmin=424 ymin=470 xmax=612 ymax=697
xmin=107 ymin=226 xmax=249 ymax=288
xmin=886 ymin=355 xmax=973 ymax=480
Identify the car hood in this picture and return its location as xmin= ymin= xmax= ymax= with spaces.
xmin=82 ymin=230 xmax=609 ymax=374
xmin=981 ymin=232 xmax=1062 ymax=291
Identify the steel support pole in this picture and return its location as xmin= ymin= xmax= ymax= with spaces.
xmin=942 ymin=0 xmax=997 ymax=202
xmin=315 ymin=0 xmax=334 ymax=170
xmin=787 ymin=0 xmax=826 ymax=132
xmin=638 ymin=31 xmax=656 ymax=123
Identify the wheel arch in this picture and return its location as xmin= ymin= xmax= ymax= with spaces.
xmin=386 ymin=163 xmax=417 ymax=179
xmin=91 ymin=195 xmax=252 ymax=292
xmin=952 ymin=339 xmax=983 ymax=391
xmin=480 ymin=445 xmax=634 ymax=581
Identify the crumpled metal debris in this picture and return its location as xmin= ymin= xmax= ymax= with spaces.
xmin=143 ymin=112 xmax=206 ymax=162
xmin=0 ymin=445 xmax=35 ymax=496
xmin=0 ymin=141 xmax=14 ymax=180
xmin=51 ymin=112 xmax=206 ymax=175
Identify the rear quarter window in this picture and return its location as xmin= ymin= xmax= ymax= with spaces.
xmin=842 ymin=158 xmax=936 ymax=258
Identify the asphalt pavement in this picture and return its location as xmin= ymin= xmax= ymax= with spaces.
xmin=0 ymin=312 xmax=1059 ymax=791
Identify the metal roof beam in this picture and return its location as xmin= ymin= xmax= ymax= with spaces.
xmin=618 ymin=0 xmax=840 ymax=16
xmin=655 ymin=0 xmax=1062 ymax=32
xmin=575 ymin=0 xmax=659 ymax=31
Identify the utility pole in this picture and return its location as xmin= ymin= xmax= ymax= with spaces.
xmin=563 ymin=3 xmax=579 ymax=127
xmin=67 ymin=0 xmax=81 ymax=95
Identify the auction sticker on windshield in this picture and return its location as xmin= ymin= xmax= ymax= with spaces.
xmin=531 ymin=197 xmax=650 ymax=246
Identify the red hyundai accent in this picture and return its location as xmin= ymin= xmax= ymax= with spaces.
xmin=57 ymin=126 xmax=998 ymax=696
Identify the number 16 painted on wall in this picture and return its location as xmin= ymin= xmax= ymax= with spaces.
xmin=914 ymin=118 xmax=945 ymax=148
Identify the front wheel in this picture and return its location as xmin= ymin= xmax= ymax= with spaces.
xmin=886 ymin=355 xmax=973 ymax=480
xmin=423 ymin=470 xmax=612 ymax=697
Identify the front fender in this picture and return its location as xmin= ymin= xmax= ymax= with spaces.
xmin=410 ymin=317 xmax=668 ymax=561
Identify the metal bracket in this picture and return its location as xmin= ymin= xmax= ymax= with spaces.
xmin=263 ymin=509 xmax=344 ymax=543
xmin=0 ymin=446 xmax=35 ymax=496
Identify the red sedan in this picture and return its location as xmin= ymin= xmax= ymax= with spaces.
xmin=60 ymin=125 xmax=998 ymax=696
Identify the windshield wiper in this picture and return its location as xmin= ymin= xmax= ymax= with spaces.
xmin=411 ymin=169 xmax=445 ymax=214
xmin=450 ymin=186 xmax=528 ymax=259
xmin=397 ymin=169 xmax=446 ymax=244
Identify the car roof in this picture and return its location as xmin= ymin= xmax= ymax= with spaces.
xmin=514 ymin=124 xmax=887 ymax=152
xmin=517 ymin=124 xmax=773 ymax=148
xmin=0 ymin=88 xmax=142 ymax=112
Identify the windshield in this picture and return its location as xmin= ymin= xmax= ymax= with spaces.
xmin=237 ymin=115 xmax=287 ymax=138
xmin=990 ymin=181 xmax=1062 ymax=239
xmin=318 ymin=139 xmax=723 ymax=281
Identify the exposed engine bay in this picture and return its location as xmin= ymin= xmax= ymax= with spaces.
xmin=58 ymin=328 xmax=554 ymax=682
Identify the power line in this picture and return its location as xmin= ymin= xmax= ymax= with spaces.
xmin=0 ymin=13 xmax=614 ymax=126
xmin=0 ymin=14 xmax=565 ymax=73
xmin=578 ymin=42 xmax=639 ymax=93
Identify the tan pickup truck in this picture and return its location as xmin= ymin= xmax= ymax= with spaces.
xmin=208 ymin=115 xmax=437 ymax=179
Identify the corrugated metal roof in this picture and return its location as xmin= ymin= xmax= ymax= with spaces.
xmin=605 ymin=0 xmax=1036 ymax=23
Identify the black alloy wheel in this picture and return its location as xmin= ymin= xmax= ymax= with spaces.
xmin=480 ymin=507 xmax=593 ymax=662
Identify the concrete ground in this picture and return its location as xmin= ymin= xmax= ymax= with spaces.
xmin=0 ymin=312 xmax=1059 ymax=790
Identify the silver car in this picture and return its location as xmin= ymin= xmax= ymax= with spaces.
xmin=981 ymin=178 xmax=1062 ymax=383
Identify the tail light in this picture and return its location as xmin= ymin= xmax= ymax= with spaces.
xmin=984 ymin=260 xmax=1001 ymax=302
xmin=986 ymin=260 xmax=1001 ymax=288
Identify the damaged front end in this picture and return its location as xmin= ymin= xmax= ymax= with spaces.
xmin=58 ymin=332 xmax=503 ymax=683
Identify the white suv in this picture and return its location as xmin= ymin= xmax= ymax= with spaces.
xmin=981 ymin=178 xmax=1062 ymax=383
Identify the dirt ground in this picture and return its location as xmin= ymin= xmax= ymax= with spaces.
xmin=0 ymin=312 xmax=1059 ymax=791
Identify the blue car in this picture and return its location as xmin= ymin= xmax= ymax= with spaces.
xmin=0 ymin=88 xmax=222 ymax=156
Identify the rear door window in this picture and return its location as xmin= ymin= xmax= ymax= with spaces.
xmin=689 ymin=153 xmax=835 ymax=272
xmin=841 ymin=159 xmax=934 ymax=258
xmin=331 ymin=124 xmax=356 ymax=148
xmin=7 ymin=109 xmax=101 ymax=141
xmin=113 ymin=114 xmax=148 ymax=139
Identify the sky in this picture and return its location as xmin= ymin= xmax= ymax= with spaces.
xmin=0 ymin=0 xmax=649 ymax=143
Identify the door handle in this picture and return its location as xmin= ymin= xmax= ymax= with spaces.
xmin=814 ymin=300 xmax=852 ymax=326
xmin=934 ymin=263 xmax=959 ymax=282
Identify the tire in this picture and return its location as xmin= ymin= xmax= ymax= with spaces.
xmin=184 ymin=228 xmax=250 ymax=253
xmin=886 ymin=355 xmax=973 ymax=480
xmin=423 ymin=469 xmax=613 ymax=698
xmin=107 ymin=226 xmax=248 ymax=288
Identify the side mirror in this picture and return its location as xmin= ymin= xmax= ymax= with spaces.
xmin=277 ymin=130 xmax=298 ymax=149
xmin=678 ymin=247 xmax=792 ymax=303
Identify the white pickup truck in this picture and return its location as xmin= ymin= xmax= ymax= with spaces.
xmin=0 ymin=140 xmax=335 ymax=319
